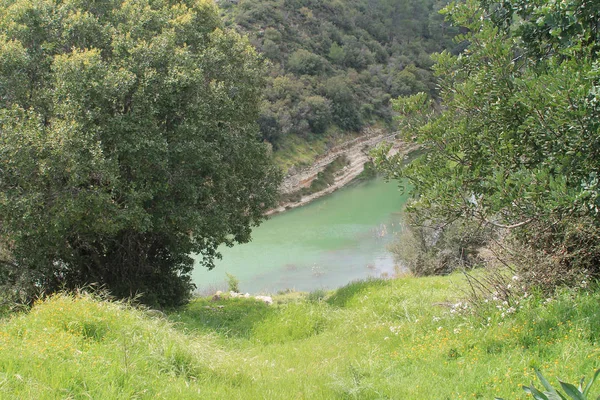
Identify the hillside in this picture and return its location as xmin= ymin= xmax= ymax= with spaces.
xmin=217 ymin=0 xmax=456 ymax=160
xmin=2 ymin=274 xmax=599 ymax=398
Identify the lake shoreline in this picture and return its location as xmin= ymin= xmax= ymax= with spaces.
xmin=267 ymin=132 xmax=418 ymax=216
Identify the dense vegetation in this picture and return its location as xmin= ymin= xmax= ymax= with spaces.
xmin=2 ymin=0 xmax=599 ymax=395
xmin=0 ymin=0 xmax=461 ymax=308
xmin=378 ymin=0 xmax=600 ymax=285
xmin=0 ymin=0 xmax=280 ymax=307
xmin=219 ymin=0 xmax=458 ymax=149
xmin=1 ymin=275 xmax=599 ymax=398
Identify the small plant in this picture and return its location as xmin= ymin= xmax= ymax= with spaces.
xmin=307 ymin=289 xmax=327 ymax=302
xmin=225 ymin=273 xmax=240 ymax=293
xmin=496 ymin=368 xmax=600 ymax=400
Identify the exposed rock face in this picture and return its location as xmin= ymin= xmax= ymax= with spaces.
xmin=269 ymin=129 xmax=416 ymax=215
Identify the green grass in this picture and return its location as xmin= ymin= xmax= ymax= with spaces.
xmin=273 ymin=134 xmax=330 ymax=173
xmin=1 ymin=274 xmax=599 ymax=399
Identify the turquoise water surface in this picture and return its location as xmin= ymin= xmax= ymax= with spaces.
xmin=192 ymin=177 xmax=410 ymax=294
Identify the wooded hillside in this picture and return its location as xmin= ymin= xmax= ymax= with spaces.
xmin=219 ymin=0 xmax=457 ymax=148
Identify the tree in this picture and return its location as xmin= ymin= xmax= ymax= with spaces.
xmin=0 ymin=0 xmax=281 ymax=307
xmin=323 ymin=75 xmax=363 ymax=131
xmin=376 ymin=0 xmax=600 ymax=276
xmin=287 ymin=49 xmax=328 ymax=76
xmin=297 ymin=95 xmax=332 ymax=134
xmin=328 ymin=42 xmax=346 ymax=65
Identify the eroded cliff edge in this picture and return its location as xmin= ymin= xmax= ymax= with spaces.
xmin=268 ymin=129 xmax=417 ymax=215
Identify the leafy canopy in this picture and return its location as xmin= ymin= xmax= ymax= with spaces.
xmin=376 ymin=0 xmax=600 ymax=273
xmin=0 ymin=0 xmax=281 ymax=307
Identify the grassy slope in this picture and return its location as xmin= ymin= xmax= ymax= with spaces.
xmin=272 ymin=128 xmax=364 ymax=173
xmin=1 ymin=274 xmax=599 ymax=399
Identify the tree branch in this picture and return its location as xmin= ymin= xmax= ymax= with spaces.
xmin=483 ymin=218 xmax=533 ymax=230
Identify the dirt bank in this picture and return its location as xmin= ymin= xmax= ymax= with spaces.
xmin=267 ymin=129 xmax=417 ymax=215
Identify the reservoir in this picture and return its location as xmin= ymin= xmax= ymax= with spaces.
xmin=192 ymin=177 xmax=410 ymax=294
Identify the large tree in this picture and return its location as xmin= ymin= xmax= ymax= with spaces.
xmin=0 ymin=0 xmax=281 ymax=306
xmin=377 ymin=0 xmax=600 ymax=276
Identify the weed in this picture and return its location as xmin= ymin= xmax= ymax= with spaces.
xmin=225 ymin=273 xmax=240 ymax=293
xmin=307 ymin=289 xmax=327 ymax=303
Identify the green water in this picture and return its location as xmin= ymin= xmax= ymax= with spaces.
xmin=191 ymin=177 xmax=410 ymax=294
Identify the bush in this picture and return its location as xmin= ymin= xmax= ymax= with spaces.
xmin=288 ymin=49 xmax=328 ymax=76
xmin=0 ymin=0 xmax=281 ymax=307
xmin=226 ymin=273 xmax=240 ymax=293
xmin=492 ymin=222 xmax=596 ymax=294
xmin=307 ymin=289 xmax=327 ymax=302
xmin=307 ymin=155 xmax=350 ymax=192
xmin=388 ymin=213 xmax=493 ymax=276
xmin=378 ymin=0 xmax=600 ymax=291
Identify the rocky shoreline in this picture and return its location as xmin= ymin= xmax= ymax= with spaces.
xmin=267 ymin=129 xmax=417 ymax=215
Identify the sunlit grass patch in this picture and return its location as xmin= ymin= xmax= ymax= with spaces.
xmin=1 ymin=274 xmax=599 ymax=398
xmin=170 ymin=296 xmax=273 ymax=339
xmin=0 ymin=293 xmax=231 ymax=399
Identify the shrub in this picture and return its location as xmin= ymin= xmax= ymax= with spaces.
xmin=226 ymin=273 xmax=240 ymax=293
xmin=0 ymin=0 xmax=281 ymax=307
xmin=388 ymin=213 xmax=493 ymax=276
xmin=288 ymin=49 xmax=327 ymax=76
xmin=307 ymin=289 xmax=327 ymax=303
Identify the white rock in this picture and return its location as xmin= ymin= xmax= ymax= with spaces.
xmin=254 ymin=295 xmax=273 ymax=305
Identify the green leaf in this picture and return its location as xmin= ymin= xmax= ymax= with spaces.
xmin=523 ymin=384 xmax=550 ymax=400
xmin=536 ymin=369 xmax=560 ymax=395
xmin=546 ymin=392 xmax=568 ymax=400
xmin=558 ymin=380 xmax=585 ymax=400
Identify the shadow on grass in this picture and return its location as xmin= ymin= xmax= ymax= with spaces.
xmin=326 ymin=278 xmax=391 ymax=308
xmin=169 ymin=297 xmax=275 ymax=339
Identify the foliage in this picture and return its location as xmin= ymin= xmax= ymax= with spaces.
xmin=389 ymin=212 xmax=493 ymax=276
xmin=497 ymin=368 xmax=600 ymax=400
xmin=225 ymin=273 xmax=240 ymax=293
xmin=2 ymin=274 xmax=600 ymax=398
xmin=307 ymin=155 xmax=350 ymax=192
xmin=0 ymin=293 xmax=232 ymax=398
xmin=357 ymin=160 xmax=378 ymax=181
xmin=0 ymin=0 xmax=281 ymax=307
xmin=376 ymin=0 xmax=600 ymax=281
xmin=288 ymin=49 xmax=328 ymax=76
xmin=306 ymin=288 xmax=327 ymax=302
xmin=479 ymin=222 xmax=596 ymax=295
xmin=224 ymin=0 xmax=458 ymax=147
